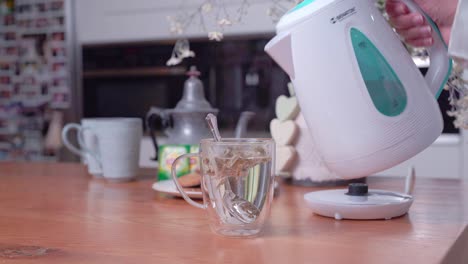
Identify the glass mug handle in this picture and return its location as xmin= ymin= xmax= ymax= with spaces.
xmin=171 ymin=153 xmax=207 ymax=209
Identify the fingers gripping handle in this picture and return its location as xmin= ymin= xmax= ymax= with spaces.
xmin=171 ymin=153 xmax=206 ymax=209
xmin=401 ymin=0 xmax=452 ymax=98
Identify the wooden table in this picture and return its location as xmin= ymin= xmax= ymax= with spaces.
xmin=0 ymin=162 xmax=467 ymax=264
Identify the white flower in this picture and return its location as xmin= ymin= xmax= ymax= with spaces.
xmin=180 ymin=49 xmax=195 ymax=58
xmin=169 ymin=21 xmax=184 ymax=35
xmin=202 ymin=3 xmax=212 ymax=13
xmin=167 ymin=16 xmax=184 ymax=34
xmin=218 ymin=18 xmax=232 ymax=26
xmin=266 ymin=7 xmax=283 ymax=22
xmin=208 ymin=31 xmax=223 ymax=41
xmin=166 ymin=56 xmax=182 ymax=66
xmin=266 ymin=7 xmax=273 ymax=16
xmin=174 ymin=39 xmax=195 ymax=58
xmin=166 ymin=39 xmax=196 ymax=66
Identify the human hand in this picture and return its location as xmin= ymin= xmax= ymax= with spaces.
xmin=386 ymin=0 xmax=456 ymax=47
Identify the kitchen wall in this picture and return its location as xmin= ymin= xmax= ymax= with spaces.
xmin=74 ymin=0 xmax=277 ymax=44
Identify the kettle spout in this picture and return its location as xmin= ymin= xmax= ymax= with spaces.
xmin=265 ymin=33 xmax=295 ymax=79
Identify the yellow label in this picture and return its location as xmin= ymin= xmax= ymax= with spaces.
xmin=189 ymin=145 xmax=200 ymax=172
xmin=158 ymin=145 xmax=189 ymax=181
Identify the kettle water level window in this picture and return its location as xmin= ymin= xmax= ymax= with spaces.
xmin=350 ymin=28 xmax=408 ymax=117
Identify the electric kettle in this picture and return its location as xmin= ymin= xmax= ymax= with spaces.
xmin=265 ymin=0 xmax=452 ymax=179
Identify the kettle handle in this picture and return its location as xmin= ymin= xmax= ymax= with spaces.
xmin=401 ymin=0 xmax=452 ymax=99
xmin=146 ymin=107 xmax=166 ymax=161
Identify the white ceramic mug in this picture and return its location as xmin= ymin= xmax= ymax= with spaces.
xmin=62 ymin=118 xmax=143 ymax=181
xmin=62 ymin=119 xmax=102 ymax=176
xmin=95 ymin=118 xmax=142 ymax=181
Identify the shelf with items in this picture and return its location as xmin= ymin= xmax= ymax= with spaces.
xmin=0 ymin=126 xmax=18 ymax=136
xmin=19 ymin=95 xmax=51 ymax=108
xmin=0 ymin=70 xmax=15 ymax=77
xmin=0 ymin=47 xmax=19 ymax=57
xmin=0 ymin=85 xmax=13 ymax=99
xmin=16 ymin=26 xmax=64 ymax=35
xmin=47 ymin=39 xmax=65 ymax=47
xmin=15 ymin=17 xmax=64 ymax=30
xmin=15 ymin=0 xmax=64 ymax=11
xmin=0 ymin=39 xmax=17 ymax=46
xmin=16 ymin=10 xmax=64 ymax=20
xmin=0 ymin=25 xmax=16 ymax=33
xmin=0 ymin=0 xmax=69 ymax=161
xmin=46 ymin=56 xmax=66 ymax=64
xmin=0 ymin=55 xmax=19 ymax=62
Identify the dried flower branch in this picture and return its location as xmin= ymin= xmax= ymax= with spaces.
xmin=267 ymin=0 xmax=301 ymax=22
xmin=166 ymin=0 xmax=299 ymax=66
xmin=165 ymin=0 xmax=466 ymax=133
xmin=446 ymin=65 xmax=468 ymax=129
xmin=166 ymin=39 xmax=195 ymax=66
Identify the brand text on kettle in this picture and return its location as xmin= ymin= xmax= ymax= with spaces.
xmin=330 ymin=7 xmax=357 ymax=24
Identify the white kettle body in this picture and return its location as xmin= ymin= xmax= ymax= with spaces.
xmin=265 ymin=0 xmax=452 ymax=179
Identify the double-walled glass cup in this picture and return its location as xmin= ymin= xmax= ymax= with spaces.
xmin=171 ymin=138 xmax=275 ymax=237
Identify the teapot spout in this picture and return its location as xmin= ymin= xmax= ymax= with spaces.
xmin=265 ymin=32 xmax=295 ymax=79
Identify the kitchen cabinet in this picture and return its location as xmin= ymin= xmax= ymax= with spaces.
xmin=377 ymin=133 xmax=467 ymax=179
xmin=74 ymin=0 xmax=276 ymax=44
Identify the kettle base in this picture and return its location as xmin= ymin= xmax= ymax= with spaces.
xmin=286 ymin=177 xmax=367 ymax=187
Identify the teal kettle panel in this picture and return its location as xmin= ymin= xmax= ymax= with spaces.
xmin=350 ymin=28 xmax=407 ymax=117
xmin=290 ymin=0 xmax=317 ymax=13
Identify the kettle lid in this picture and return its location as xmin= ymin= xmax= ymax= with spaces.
xmin=173 ymin=66 xmax=218 ymax=113
xmin=276 ymin=0 xmax=337 ymax=33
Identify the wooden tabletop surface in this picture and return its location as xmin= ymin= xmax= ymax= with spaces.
xmin=0 ymin=162 xmax=467 ymax=264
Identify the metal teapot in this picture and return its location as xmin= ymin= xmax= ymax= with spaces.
xmin=146 ymin=66 xmax=218 ymax=160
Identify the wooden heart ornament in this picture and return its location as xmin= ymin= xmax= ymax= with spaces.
xmin=276 ymin=146 xmax=297 ymax=173
xmin=270 ymin=119 xmax=298 ymax=146
xmin=275 ymin=95 xmax=300 ymax=121
xmin=292 ymin=113 xmax=340 ymax=182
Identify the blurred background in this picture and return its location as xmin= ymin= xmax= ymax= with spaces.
xmin=0 ymin=0 xmax=462 ymax=179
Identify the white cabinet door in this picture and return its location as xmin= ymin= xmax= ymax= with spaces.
xmin=375 ymin=134 xmax=462 ymax=179
xmin=75 ymin=0 xmax=276 ymax=44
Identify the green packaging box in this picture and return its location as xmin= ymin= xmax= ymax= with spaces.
xmin=158 ymin=144 xmax=199 ymax=181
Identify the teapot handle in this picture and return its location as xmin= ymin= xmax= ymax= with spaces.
xmin=401 ymin=0 xmax=453 ymax=99
xmin=146 ymin=107 xmax=166 ymax=161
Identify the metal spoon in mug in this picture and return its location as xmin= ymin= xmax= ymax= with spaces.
xmin=205 ymin=114 xmax=260 ymax=224
xmin=206 ymin=113 xmax=222 ymax=141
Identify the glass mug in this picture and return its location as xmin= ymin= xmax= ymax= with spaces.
xmin=171 ymin=138 xmax=275 ymax=237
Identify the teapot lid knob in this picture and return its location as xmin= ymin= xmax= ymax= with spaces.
xmin=187 ymin=66 xmax=201 ymax=77
xmin=174 ymin=65 xmax=218 ymax=112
